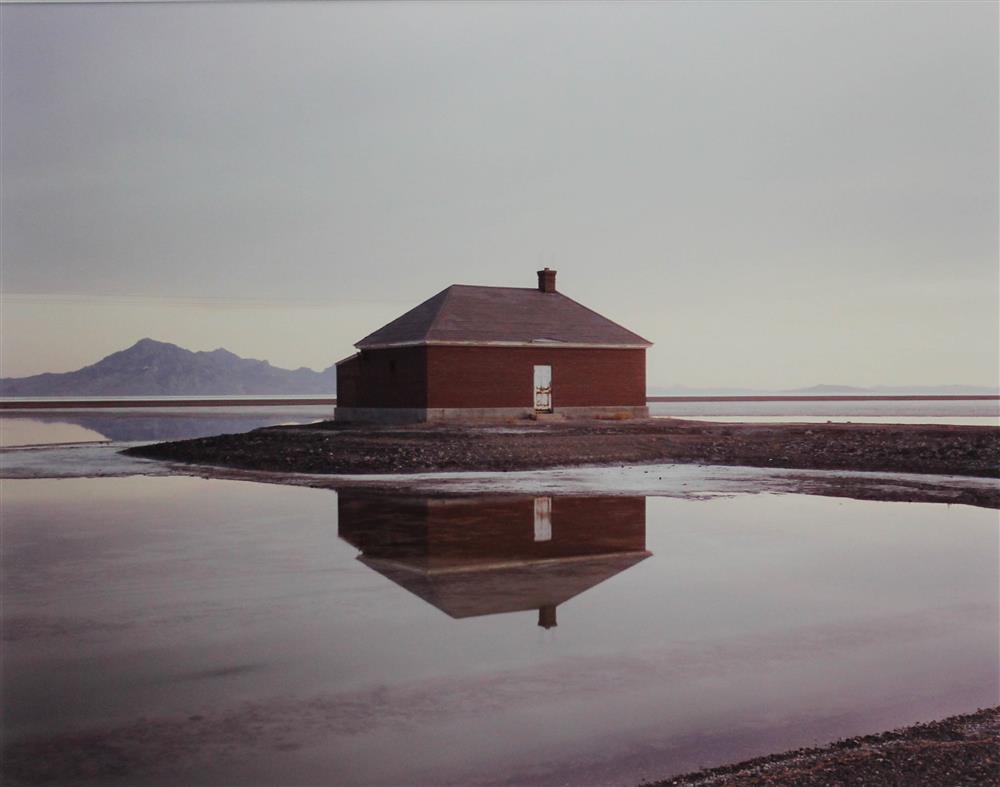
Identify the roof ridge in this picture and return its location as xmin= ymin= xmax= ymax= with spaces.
xmin=353 ymin=282 xmax=652 ymax=349
xmin=554 ymin=292 xmax=652 ymax=345
xmin=352 ymin=285 xmax=452 ymax=349
xmin=449 ymin=284 xmax=536 ymax=291
xmin=425 ymin=284 xmax=458 ymax=335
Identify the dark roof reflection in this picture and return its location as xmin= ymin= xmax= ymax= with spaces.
xmin=338 ymin=492 xmax=650 ymax=628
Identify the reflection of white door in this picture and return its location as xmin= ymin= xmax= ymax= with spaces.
xmin=533 ymin=365 xmax=552 ymax=412
xmin=533 ymin=497 xmax=552 ymax=541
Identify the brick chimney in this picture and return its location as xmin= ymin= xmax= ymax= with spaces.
xmin=537 ymin=268 xmax=557 ymax=293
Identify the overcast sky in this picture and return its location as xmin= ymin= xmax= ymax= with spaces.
xmin=2 ymin=0 xmax=997 ymax=388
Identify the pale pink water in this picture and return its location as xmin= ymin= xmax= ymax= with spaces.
xmin=3 ymin=476 xmax=996 ymax=786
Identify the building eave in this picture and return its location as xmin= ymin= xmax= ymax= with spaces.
xmin=354 ymin=339 xmax=653 ymax=351
xmin=335 ymin=352 xmax=360 ymax=366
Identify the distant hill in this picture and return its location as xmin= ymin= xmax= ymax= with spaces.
xmin=785 ymin=384 xmax=1000 ymax=395
xmin=788 ymin=384 xmax=870 ymax=394
xmin=0 ymin=339 xmax=337 ymax=397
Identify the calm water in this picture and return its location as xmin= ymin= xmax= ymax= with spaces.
xmin=3 ymin=476 xmax=997 ymax=786
xmin=649 ymin=399 xmax=1000 ymax=426
xmin=0 ymin=405 xmax=334 ymax=448
xmin=0 ymin=399 xmax=996 ymax=450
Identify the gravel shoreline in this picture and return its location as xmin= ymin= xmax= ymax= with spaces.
xmin=125 ymin=417 xmax=999 ymax=482
xmin=649 ymin=706 xmax=1000 ymax=786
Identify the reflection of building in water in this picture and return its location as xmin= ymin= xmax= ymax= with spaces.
xmin=338 ymin=492 xmax=650 ymax=628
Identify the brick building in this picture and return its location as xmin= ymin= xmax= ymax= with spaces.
xmin=335 ymin=269 xmax=651 ymax=423
xmin=337 ymin=490 xmax=650 ymax=628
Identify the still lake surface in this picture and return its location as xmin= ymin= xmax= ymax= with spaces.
xmin=648 ymin=399 xmax=1000 ymax=426
xmin=0 ymin=398 xmax=997 ymax=449
xmin=3 ymin=477 xmax=997 ymax=786
xmin=0 ymin=405 xmax=333 ymax=448
xmin=1 ymin=405 xmax=998 ymax=785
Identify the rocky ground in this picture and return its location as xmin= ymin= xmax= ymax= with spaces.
xmin=649 ymin=706 xmax=1000 ymax=786
xmin=126 ymin=417 xmax=999 ymax=479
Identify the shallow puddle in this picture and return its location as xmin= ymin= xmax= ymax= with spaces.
xmin=2 ymin=476 xmax=997 ymax=786
xmin=0 ymin=405 xmax=332 ymax=447
xmin=0 ymin=418 xmax=108 ymax=447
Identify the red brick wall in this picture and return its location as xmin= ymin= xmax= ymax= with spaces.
xmin=337 ymin=347 xmax=428 ymax=408
xmin=337 ymin=491 xmax=646 ymax=564
xmin=340 ymin=345 xmax=646 ymax=410
xmin=423 ymin=496 xmax=646 ymax=563
xmin=425 ymin=346 xmax=646 ymax=409
xmin=335 ymin=356 xmax=360 ymax=406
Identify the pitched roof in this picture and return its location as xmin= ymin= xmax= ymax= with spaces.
xmin=355 ymin=285 xmax=652 ymax=349
xmin=359 ymin=551 xmax=651 ymax=620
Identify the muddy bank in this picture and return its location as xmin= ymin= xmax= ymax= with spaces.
xmin=126 ymin=418 xmax=999 ymax=479
xmin=651 ymin=706 xmax=999 ymax=786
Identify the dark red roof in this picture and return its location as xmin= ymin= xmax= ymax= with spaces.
xmin=355 ymin=285 xmax=652 ymax=349
xmin=360 ymin=551 xmax=651 ymax=619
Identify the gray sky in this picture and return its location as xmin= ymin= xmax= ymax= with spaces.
xmin=2 ymin=0 xmax=997 ymax=388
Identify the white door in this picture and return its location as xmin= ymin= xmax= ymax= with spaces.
xmin=533 ymin=497 xmax=552 ymax=541
xmin=533 ymin=365 xmax=552 ymax=412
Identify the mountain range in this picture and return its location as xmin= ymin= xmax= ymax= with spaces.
xmin=0 ymin=339 xmax=337 ymax=396
xmin=2 ymin=340 xmax=995 ymax=398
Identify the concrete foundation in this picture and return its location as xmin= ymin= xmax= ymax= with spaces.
xmin=334 ymin=406 xmax=649 ymax=424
